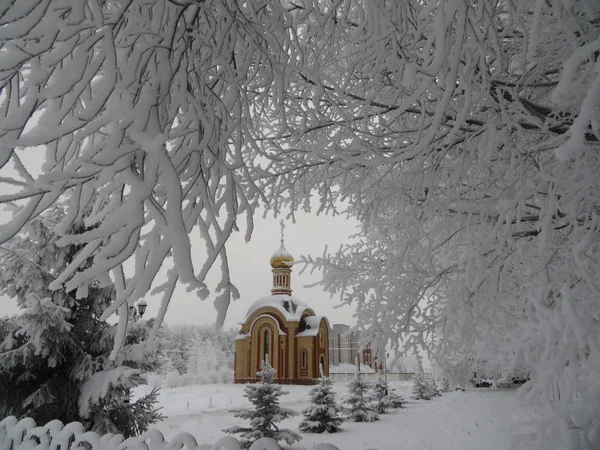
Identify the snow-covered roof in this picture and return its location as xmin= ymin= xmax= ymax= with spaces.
xmin=241 ymin=294 xmax=311 ymax=324
xmin=296 ymin=315 xmax=324 ymax=337
xmin=248 ymin=314 xmax=288 ymax=336
xmin=295 ymin=329 xmax=318 ymax=337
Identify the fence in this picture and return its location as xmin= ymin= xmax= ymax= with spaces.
xmin=0 ymin=416 xmax=343 ymax=450
xmin=329 ymin=372 xmax=416 ymax=383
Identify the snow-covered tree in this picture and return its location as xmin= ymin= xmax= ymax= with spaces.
xmin=441 ymin=379 xmax=452 ymax=394
xmin=155 ymin=324 xmax=235 ymax=386
xmin=260 ymin=3 xmax=600 ymax=448
xmin=0 ymin=207 xmax=162 ymax=436
xmin=344 ymin=373 xmax=378 ymax=423
xmin=427 ymin=380 xmax=441 ymax=399
xmin=386 ymin=389 xmax=405 ymax=409
xmin=412 ymin=374 xmax=432 ymax=401
xmin=2 ymin=1 xmax=600 ymax=448
xmin=372 ymin=380 xmax=391 ymax=414
xmin=224 ymin=358 xmax=301 ymax=448
xmin=0 ymin=0 xmax=345 ymax=341
xmin=299 ymin=377 xmax=344 ymax=434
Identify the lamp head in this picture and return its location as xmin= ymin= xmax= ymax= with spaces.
xmin=137 ymin=299 xmax=148 ymax=317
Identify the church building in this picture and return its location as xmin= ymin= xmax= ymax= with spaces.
xmin=234 ymin=231 xmax=330 ymax=384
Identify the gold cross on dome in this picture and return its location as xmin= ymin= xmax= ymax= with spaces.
xmin=280 ymin=219 xmax=285 ymax=245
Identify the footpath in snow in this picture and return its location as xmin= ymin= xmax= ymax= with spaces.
xmin=138 ymin=382 xmax=532 ymax=450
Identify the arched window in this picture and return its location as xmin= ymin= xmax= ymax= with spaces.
xmin=263 ymin=329 xmax=271 ymax=364
xmin=320 ymin=355 xmax=326 ymax=376
xmin=300 ymin=349 xmax=308 ymax=369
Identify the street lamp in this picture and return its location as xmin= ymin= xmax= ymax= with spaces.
xmin=128 ymin=299 xmax=148 ymax=322
xmin=384 ymin=352 xmax=389 ymax=385
xmin=137 ymin=299 xmax=148 ymax=316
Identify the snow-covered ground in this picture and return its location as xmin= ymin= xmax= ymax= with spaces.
xmin=136 ymin=382 xmax=533 ymax=450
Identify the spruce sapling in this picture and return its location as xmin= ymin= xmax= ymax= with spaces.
xmin=224 ymin=357 xmax=301 ymax=448
xmin=412 ymin=373 xmax=432 ymax=400
xmin=372 ymin=379 xmax=391 ymax=414
xmin=344 ymin=371 xmax=378 ymax=422
xmin=299 ymin=372 xmax=344 ymax=433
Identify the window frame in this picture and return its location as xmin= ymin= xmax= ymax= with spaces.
xmin=300 ymin=349 xmax=308 ymax=370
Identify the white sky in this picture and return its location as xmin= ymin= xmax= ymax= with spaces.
xmin=0 ymin=206 xmax=360 ymax=330
xmin=150 ymin=209 xmax=359 ymax=329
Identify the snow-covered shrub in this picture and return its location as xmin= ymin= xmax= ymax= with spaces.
xmin=299 ymin=377 xmax=344 ymax=433
xmin=412 ymin=374 xmax=433 ymax=401
xmin=224 ymin=359 xmax=301 ymax=448
xmin=344 ymin=373 xmax=378 ymax=422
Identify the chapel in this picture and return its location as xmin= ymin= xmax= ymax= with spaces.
xmin=233 ymin=231 xmax=330 ymax=384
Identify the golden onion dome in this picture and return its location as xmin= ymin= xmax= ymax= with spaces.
xmin=270 ymin=242 xmax=294 ymax=268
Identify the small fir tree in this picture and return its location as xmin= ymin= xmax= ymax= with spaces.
xmin=387 ymin=388 xmax=406 ymax=409
xmin=427 ymin=379 xmax=442 ymax=398
xmin=344 ymin=372 xmax=378 ymax=422
xmin=224 ymin=357 xmax=301 ymax=448
xmin=299 ymin=376 xmax=344 ymax=433
xmin=372 ymin=379 xmax=391 ymax=414
xmin=441 ymin=378 xmax=452 ymax=393
xmin=412 ymin=374 xmax=432 ymax=400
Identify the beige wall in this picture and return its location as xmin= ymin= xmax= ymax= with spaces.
xmin=235 ymin=309 xmax=331 ymax=384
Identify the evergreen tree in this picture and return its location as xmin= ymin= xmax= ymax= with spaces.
xmin=441 ymin=378 xmax=452 ymax=393
xmin=224 ymin=358 xmax=301 ymax=448
xmin=412 ymin=374 xmax=432 ymax=401
xmin=344 ymin=373 xmax=378 ymax=422
xmin=386 ymin=388 xmax=405 ymax=409
xmin=427 ymin=380 xmax=442 ymax=398
xmin=299 ymin=376 xmax=344 ymax=433
xmin=372 ymin=379 xmax=391 ymax=414
xmin=0 ymin=206 xmax=162 ymax=436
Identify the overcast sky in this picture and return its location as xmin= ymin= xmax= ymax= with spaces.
xmin=0 ymin=205 xmax=360 ymax=331
xmin=156 ymin=209 xmax=359 ymax=329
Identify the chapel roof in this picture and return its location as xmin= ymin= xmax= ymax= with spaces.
xmin=241 ymin=294 xmax=311 ymax=324
xmin=296 ymin=315 xmax=327 ymax=337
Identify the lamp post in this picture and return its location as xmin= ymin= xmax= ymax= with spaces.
xmin=384 ymin=352 xmax=388 ymax=385
xmin=128 ymin=299 xmax=148 ymax=322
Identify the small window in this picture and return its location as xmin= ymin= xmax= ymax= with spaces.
xmin=300 ymin=349 xmax=308 ymax=369
xmin=263 ymin=329 xmax=271 ymax=364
